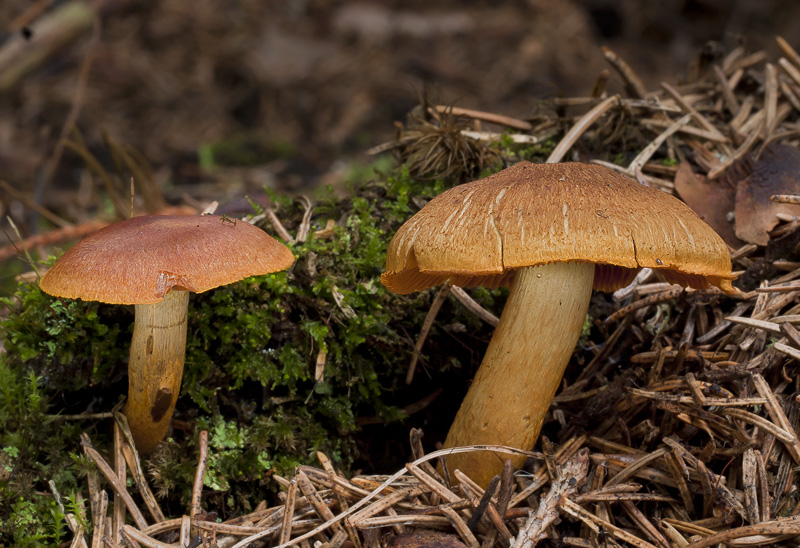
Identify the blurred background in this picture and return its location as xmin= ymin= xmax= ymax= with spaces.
xmin=2 ymin=0 xmax=800 ymax=252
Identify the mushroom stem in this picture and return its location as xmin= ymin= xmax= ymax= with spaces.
xmin=126 ymin=289 xmax=190 ymax=454
xmin=443 ymin=262 xmax=595 ymax=486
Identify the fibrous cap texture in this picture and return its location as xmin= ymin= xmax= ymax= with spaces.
xmin=40 ymin=215 xmax=295 ymax=304
xmin=382 ymin=161 xmax=735 ymax=294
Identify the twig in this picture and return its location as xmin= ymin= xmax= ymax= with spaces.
xmin=776 ymin=36 xmax=800 ymax=70
xmin=685 ymin=517 xmax=800 ymax=548
xmin=80 ymin=434 xmax=148 ymax=530
xmin=605 ymin=288 xmax=685 ymax=323
xmin=40 ymin=11 xmax=101 ymax=218
xmin=547 ymin=95 xmax=619 ymax=163
xmin=266 ymin=208 xmax=294 ymax=243
xmin=751 ymin=373 xmax=800 ymax=462
xmin=449 ymin=285 xmax=499 ymax=326
xmin=407 ymin=282 xmax=451 ymax=384
xmin=432 ymin=106 xmax=533 ymax=131
xmin=560 ymin=498 xmax=657 ymax=548
xmin=601 ymin=47 xmax=647 ymax=99
xmin=512 ymin=450 xmax=589 ymax=548
xmin=191 ymin=430 xmax=209 ymax=517
xmin=296 ymin=196 xmax=313 ymax=243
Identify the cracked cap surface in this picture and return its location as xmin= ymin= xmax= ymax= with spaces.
xmin=40 ymin=215 xmax=295 ymax=304
xmin=382 ymin=161 xmax=735 ymax=294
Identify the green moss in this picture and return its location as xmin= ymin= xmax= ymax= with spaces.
xmin=0 ymin=161 xmax=506 ymax=543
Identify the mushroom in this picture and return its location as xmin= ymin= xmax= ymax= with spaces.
xmin=39 ymin=214 xmax=294 ymax=454
xmin=382 ymin=161 xmax=735 ymax=485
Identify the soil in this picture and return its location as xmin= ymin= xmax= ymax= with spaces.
xmin=2 ymin=0 xmax=800 ymax=222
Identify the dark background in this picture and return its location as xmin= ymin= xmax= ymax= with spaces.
xmin=1 ymin=0 xmax=799 ymax=241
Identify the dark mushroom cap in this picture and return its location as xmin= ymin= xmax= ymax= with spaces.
xmin=40 ymin=215 xmax=295 ymax=304
xmin=382 ymin=161 xmax=735 ymax=294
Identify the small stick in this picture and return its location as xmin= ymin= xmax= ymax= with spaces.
xmin=601 ymin=47 xmax=647 ymax=99
xmin=179 ymin=515 xmax=191 ymax=548
xmin=39 ymin=10 xmax=100 ymax=214
xmin=640 ymin=118 xmax=729 ymax=143
xmin=605 ymin=288 xmax=684 ymax=324
xmin=407 ymin=282 xmax=451 ymax=384
xmin=432 ymin=105 xmax=533 ymax=131
xmin=752 ymin=373 xmax=800 ymax=462
xmin=449 ymin=286 xmax=499 ymax=326
xmin=232 ymin=445 xmax=542 ymax=548
xmin=49 ymin=481 xmax=88 ymax=548
xmin=296 ymin=196 xmax=313 ymax=243
xmin=113 ymin=423 xmax=126 ymax=543
xmin=0 ymin=180 xmax=71 ymax=227
xmin=620 ymin=500 xmax=671 ymax=548
xmin=201 ymin=201 xmax=219 ymax=215
xmin=80 ymin=435 xmax=148 ymax=530
xmin=774 ymin=341 xmax=800 ymax=361
xmin=726 ymin=316 xmax=782 ymax=335
xmin=466 ymin=474 xmax=498 ymax=530
xmin=755 ymin=450 xmax=771 ymax=522
xmin=460 ymin=130 xmax=553 ymax=144
xmin=742 ymin=449 xmax=760 ymax=524
xmin=778 ymin=57 xmax=800 ymax=88
xmin=628 ymin=114 xmax=692 ymax=172
xmin=513 ymin=450 xmax=590 ymax=548
xmin=707 ymin=117 xmax=764 ymax=179
xmin=295 ymin=469 xmax=345 ymax=536
xmin=547 ymin=95 xmax=619 ymax=163
xmin=685 ymin=517 xmax=800 ymax=548
xmin=713 ymin=65 xmax=740 ymax=114
xmin=348 ymin=485 xmax=425 ymax=526
xmin=660 ymin=82 xmax=729 ymax=144
xmin=191 ymin=430 xmax=209 ymax=518
xmin=0 ymin=218 xmax=107 ymax=261
xmin=723 ymin=408 xmax=797 ymax=445
xmin=115 ymin=413 xmax=166 ymax=523
xmin=590 ymin=69 xmax=610 ymax=98
xmin=508 ymin=436 xmax=585 ymax=509
xmin=279 ymin=480 xmax=297 ymax=545
xmin=771 ymin=194 xmax=800 ymax=204
xmin=91 ymin=491 xmax=109 ymax=548
xmin=606 ymin=448 xmax=669 ymax=487
xmin=560 ymin=498 xmax=656 ymax=548
xmin=764 ymin=63 xmax=779 ymax=137
xmin=266 ymin=208 xmax=294 ymax=243
xmin=405 ymin=462 xmax=460 ymax=504
xmin=122 ymin=525 xmax=173 ymax=548
xmin=776 ymin=36 xmax=800 ymax=70
xmin=440 ymin=506 xmax=479 ymax=548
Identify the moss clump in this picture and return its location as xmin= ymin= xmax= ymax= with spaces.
xmin=0 ymin=160 xmax=522 ymax=543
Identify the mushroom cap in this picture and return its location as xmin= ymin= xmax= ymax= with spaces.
xmin=40 ymin=215 xmax=295 ymax=304
xmin=382 ymin=161 xmax=735 ymax=294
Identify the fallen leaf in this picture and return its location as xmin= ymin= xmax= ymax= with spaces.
xmin=736 ymin=144 xmax=800 ymax=246
xmin=674 ymin=161 xmax=742 ymax=248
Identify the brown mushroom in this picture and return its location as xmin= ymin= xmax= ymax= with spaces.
xmin=382 ymin=161 xmax=735 ymax=485
xmin=39 ymin=214 xmax=294 ymax=454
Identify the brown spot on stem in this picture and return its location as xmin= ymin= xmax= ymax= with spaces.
xmin=151 ymin=388 xmax=173 ymax=422
xmin=146 ymin=335 xmax=154 ymax=355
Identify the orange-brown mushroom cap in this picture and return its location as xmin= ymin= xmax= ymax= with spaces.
xmin=382 ymin=162 xmax=735 ymax=295
xmin=40 ymin=215 xmax=295 ymax=304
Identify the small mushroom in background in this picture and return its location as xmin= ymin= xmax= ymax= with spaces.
xmin=40 ymin=214 xmax=295 ymax=454
xmin=382 ymin=161 xmax=735 ymax=486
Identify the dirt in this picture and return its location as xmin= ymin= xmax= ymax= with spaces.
xmin=2 ymin=0 xmax=800 ymax=229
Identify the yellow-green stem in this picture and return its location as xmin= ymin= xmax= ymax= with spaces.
xmin=126 ymin=289 xmax=189 ymax=454
xmin=443 ymin=262 xmax=594 ymax=486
